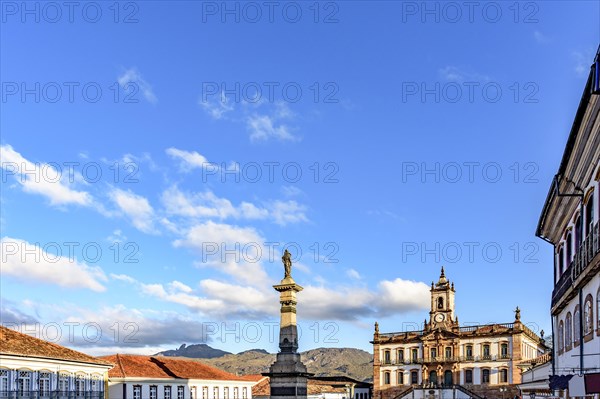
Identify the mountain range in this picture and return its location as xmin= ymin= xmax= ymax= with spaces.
xmin=156 ymin=345 xmax=373 ymax=382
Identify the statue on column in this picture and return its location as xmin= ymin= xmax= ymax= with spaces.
xmin=282 ymin=249 xmax=292 ymax=278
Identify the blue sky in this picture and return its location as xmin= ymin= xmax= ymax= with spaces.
xmin=1 ymin=1 xmax=599 ymax=355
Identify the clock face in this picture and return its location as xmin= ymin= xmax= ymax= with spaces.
xmin=434 ymin=313 xmax=445 ymax=322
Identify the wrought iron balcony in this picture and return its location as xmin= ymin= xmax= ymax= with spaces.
xmin=0 ymin=391 xmax=104 ymax=399
xmin=552 ymin=220 xmax=599 ymax=307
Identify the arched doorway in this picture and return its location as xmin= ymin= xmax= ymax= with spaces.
xmin=444 ymin=370 xmax=453 ymax=386
xmin=429 ymin=371 xmax=437 ymax=385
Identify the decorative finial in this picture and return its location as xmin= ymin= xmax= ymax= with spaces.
xmin=374 ymin=322 xmax=379 ymax=333
xmin=282 ymin=249 xmax=292 ymax=278
xmin=515 ymin=306 xmax=521 ymax=321
xmin=437 ymin=266 xmax=448 ymax=285
xmin=451 ymin=282 xmax=454 ymax=289
xmin=540 ymin=329 xmax=544 ymax=337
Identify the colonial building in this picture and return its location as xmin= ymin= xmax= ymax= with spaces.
xmin=371 ymin=268 xmax=547 ymax=399
xmin=518 ymin=352 xmax=552 ymax=398
xmin=101 ymin=354 xmax=255 ymax=399
xmin=0 ymin=325 xmax=113 ymax=399
xmin=535 ymin=48 xmax=600 ymax=398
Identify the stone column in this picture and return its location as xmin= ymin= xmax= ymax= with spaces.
xmin=264 ymin=250 xmax=312 ymax=399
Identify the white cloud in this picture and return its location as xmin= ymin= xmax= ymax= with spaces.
xmin=301 ymin=278 xmax=430 ymax=320
xmin=12 ymin=301 xmax=215 ymax=351
xmin=0 ymin=237 xmax=107 ymax=292
xmin=346 ymin=268 xmax=361 ymax=280
xmin=109 ymin=188 xmax=156 ymax=233
xmin=438 ymin=66 xmax=491 ymax=82
xmin=269 ymin=200 xmax=308 ymax=225
xmin=173 ymin=221 xmax=270 ymax=286
xmin=573 ymin=49 xmax=594 ymax=77
xmin=166 ymin=148 xmax=212 ymax=172
xmin=110 ymin=273 xmax=137 ymax=283
xmin=107 ymin=229 xmax=126 ymax=243
xmin=281 ymin=185 xmax=303 ymax=197
xmin=199 ymin=91 xmax=234 ymax=120
xmin=0 ymin=145 xmax=93 ymax=207
xmin=168 ymin=280 xmax=193 ymax=293
xmin=246 ymin=114 xmax=297 ymax=142
xmin=375 ymin=278 xmax=431 ymax=315
xmin=161 ymin=186 xmax=306 ymax=226
xmin=301 ymin=285 xmax=375 ymax=320
xmin=118 ymin=68 xmax=157 ymax=104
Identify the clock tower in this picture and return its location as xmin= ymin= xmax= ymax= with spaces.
xmin=428 ymin=266 xmax=457 ymax=330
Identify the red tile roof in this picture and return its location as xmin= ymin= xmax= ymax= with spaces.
xmin=101 ymin=354 xmax=248 ymax=381
xmin=237 ymin=374 xmax=267 ymax=382
xmin=251 ymin=378 xmax=270 ymax=396
xmin=0 ymin=325 xmax=112 ymax=366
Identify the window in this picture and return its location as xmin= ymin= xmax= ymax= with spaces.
xmin=178 ymin=386 xmax=185 ymax=399
xmin=58 ymin=373 xmax=69 ymax=393
xmin=39 ymin=372 xmax=51 ymax=397
xmin=383 ymin=350 xmax=391 ymax=364
xmin=397 ymin=371 xmax=404 ymax=385
xmin=585 ymin=192 xmax=594 ymax=236
xmin=384 ymin=372 xmax=390 ymax=385
xmin=411 ymin=371 xmax=418 ymax=385
xmin=482 ymin=344 xmax=490 ymax=358
xmin=464 ymin=370 xmax=473 ymax=384
xmin=133 ymin=386 xmax=142 ymax=399
xmin=558 ymin=247 xmax=564 ymax=276
xmin=165 ymin=386 xmax=172 ymax=399
xmin=91 ymin=375 xmax=102 ymax=392
xmin=150 ymin=386 xmax=158 ymax=399
xmin=191 ymin=387 xmax=197 ymax=399
xmin=0 ymin=369 xmax=9 ymax=392
xmin=430 ymin=348 xmax=437 ymax=359
xmin=558 ymin=321 xmax=564 ymax=351
xmin=224 ymin=387 xmax=229 ymax=399
xmin=500 ymin=369 xmax=508 ymax=383
xmin=566 ymin=233 xmax=573 ymax=264
xmin=242 ymin=388 xmax=247 ymax=399
xmin=500 ymin=343 xmax=508 ymax=358
xmin=482 ymin=369 xmax=490 ymax=384
xmin=584 ymin=294 xmax=594 ymax=336
xmin=411 ymin=349 xmax=418 ymax=361
xmin=565 ymin=313 xmax=573 ymax=348
xmin=17 ymin=371 xmax=31 ymax=396
xmin=429 ymin=371 xmax=437 ymax=385
xmin=466 ymin=345 xmax=473 ymax=359
xmin=574 ymin=306 xmax=581 ymax=345
xmin=233 ymin=388 xmax=238 ymax=399
xmin=213 ymin=387 xmax=219 ymax=399
xmin=438 ymin=297 xmax=444 ymax=309
xmin=575 ymin=217 xmax=581 ymax=253
xmin=445 ymin=347 xmax=452 ymax=359
xmin=203 ymin=387 xmax=208 ymax=399
xmin=75 ymin=374 xmax=86 ymax=396
xmin=397 ymin=349 xmax=404 ymax=362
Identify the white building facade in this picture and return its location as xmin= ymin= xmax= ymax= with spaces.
xmin=102 ymin=355 xmax=255 ymax=399
xmin=536 ymin=50 xmax=600 ymax=399
xmin=0 ymin=326 xmax=113 ymax=399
